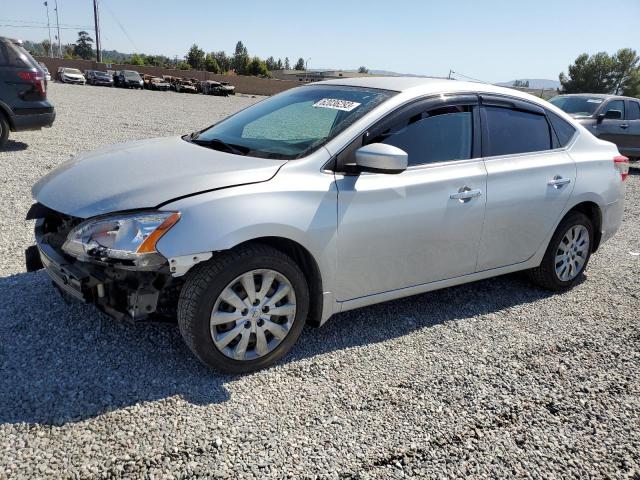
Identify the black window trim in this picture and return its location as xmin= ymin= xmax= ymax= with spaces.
xmin=328 ymin=92 xmax=483 ymax=173
xmin=478 ymin=93 xmax=579 ymax=159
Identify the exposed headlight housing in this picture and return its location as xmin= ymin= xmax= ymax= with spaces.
xmin=62 ymin=211 xmax=180 ymax=269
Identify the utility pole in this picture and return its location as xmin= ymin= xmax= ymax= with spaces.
xmin=54 ymin=0 xmax=62 ymax=57
xmin=44 ymin=1 xmax=53 ymax=57
xmin=448 ymin=69 xmax=452 ymax=80
xmin=93 ymin=0 xmax=102 ymax=62
xmin=305 ymin=57 xmax=311 ymax=82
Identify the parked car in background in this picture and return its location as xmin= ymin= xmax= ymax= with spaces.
xmin=38 ymin=62 xmax=51 ymax=81
xmin=175 ymin=79 xmax=197 ymax=93
xmin=0 ymin=36 xmax=55 ymax=147
xmin=144 ymin=76 xmax=170 ymax=91
xmin=201 ymin=80 xmax=235 ymax=96
xmin=85 ymin=70 xmax=113 ymax=87
xmin=57 ymin=67 xmax=86 ymax=85
xmin=26 ymin=78 xmax=627 ymax=372
xmin=550 ymin=94 xmax=640 ymax=160
xmin=113 ymin=70 xmax=143 ymax=89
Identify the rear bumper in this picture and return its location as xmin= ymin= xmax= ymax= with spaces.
xmin=11 ymin=108 xmax=55 ymax=131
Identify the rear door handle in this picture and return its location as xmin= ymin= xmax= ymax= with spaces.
xmin=548 ymin=176 xmax=571 ymax=188
xmin=450 ymin=187 xmax=483 ymax=201
xmin=620 ymin=123 xmax=629 ymax=129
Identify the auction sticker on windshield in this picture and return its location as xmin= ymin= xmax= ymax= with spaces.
xmin=313 ymin=99 xmax=361 ymax=111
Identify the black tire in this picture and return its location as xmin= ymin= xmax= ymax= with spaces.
xmin=528 ymin=212 xmax=593 ymax=291
xmin=177 ymin=244 xmax=309 ymax=373
xmin=0 ymin=113 xmax=9 ymax=148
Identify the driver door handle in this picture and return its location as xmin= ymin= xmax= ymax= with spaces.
xmin=620 ymin=123 xmax=629 ymax=129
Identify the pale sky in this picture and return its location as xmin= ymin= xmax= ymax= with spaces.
xmin=3 ymin=0 xmax=640 ymax=82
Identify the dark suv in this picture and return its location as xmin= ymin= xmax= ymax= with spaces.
xmin=113 ymin=70 xmax=143 ymax=89
xmin=550 ymin=94 xmax=640 ymax=160
xmin=0 ymin=37 xmax=55 ymax=147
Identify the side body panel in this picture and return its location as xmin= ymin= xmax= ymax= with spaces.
xmin=155 ymin=150 xmax=339 ymax=321
xmin=335 ymin=159 xmax=487 ymax=300
xmin=477 ymin=150 xmax=576 ymax=270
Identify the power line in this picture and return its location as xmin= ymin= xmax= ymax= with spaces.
xmin=0 ymin=18 xmax=93 ymax=28
xmin=0 ymin=24 xmax=92 ymax=30
xmin=449 ymin=70 xmax=491 ymax=84
xmin=101 ymin=2 xmax=137 ymax=51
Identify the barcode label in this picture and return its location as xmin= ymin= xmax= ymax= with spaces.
xmin=313 ymin=98 xmax=361 ymax=111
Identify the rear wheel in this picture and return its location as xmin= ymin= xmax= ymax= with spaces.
xmin=0 ymin=113 xmax=9 ymax=148
xmin=528 ymin=212 xmax=593 ymax=291
xmin=178 ymin=244 xmax=309 ymax=373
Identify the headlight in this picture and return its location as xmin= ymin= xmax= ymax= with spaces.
xmin=62 ymin=211 xmax=180 ymax=269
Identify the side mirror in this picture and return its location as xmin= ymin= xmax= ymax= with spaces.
xmin=599 ymin=109 xmax=623 ymax=122
xmin=353 ymin=143 xmax=408 ymax=174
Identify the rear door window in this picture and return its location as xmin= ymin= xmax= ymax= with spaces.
xmin=628 ymin=101 xmax=640 ymax=120
xmin=483 ymin=106 xmax=552 ymax=156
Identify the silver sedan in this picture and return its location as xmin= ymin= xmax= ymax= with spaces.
xmin=28 ymin=77 xmax=628 ymax=373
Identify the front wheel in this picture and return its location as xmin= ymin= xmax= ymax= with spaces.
xmin=528 ymin=212 xmax=593 ymax=291
xmin=178 ymin=244 xmax=309 ymax=373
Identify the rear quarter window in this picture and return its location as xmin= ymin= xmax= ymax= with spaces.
xmin=547 ymin=111 xmax=577 ymax=147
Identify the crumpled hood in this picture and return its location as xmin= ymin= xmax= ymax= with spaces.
xmin=33 ymin=136 xmax=286 ymax=218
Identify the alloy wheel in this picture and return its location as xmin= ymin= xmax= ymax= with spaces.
xmin=209 ymin=269 xmax=297 ymax=361
xmin=554 ymin=224 xmax=590 ymax=281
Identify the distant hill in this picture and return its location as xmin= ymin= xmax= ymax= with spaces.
xmin=497 ymin=79 xmax=561 ymax=90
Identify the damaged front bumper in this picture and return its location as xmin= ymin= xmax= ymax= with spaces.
xmin=26 ymin=215 xmax=179 ymax=321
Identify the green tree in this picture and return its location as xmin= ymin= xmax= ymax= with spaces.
xmin=186 ymin=44 xmax=205 ymax=70
xmin=294 ymin=57 xmax=305 ymax=70
xmin=284 ymin=57 xmax=290 ymax=70
xmin=265 ymin=56 xmax=276 ymax=71
xmin=41 ymin=39 xmax=52 ymax=57
xmin=276 ymin=58 xmax=283 ymax=70
xmin=610 ymin=48 xmax=640 ymax=95
xmin=129 ymin=53 xmax=145 ymax=66
xmin=213 ymin=51 xmax=231 ymax=73
xmin=73 ymin=31 xmax=94 ymax=60
xmin=560 ymin=52 xmax=613 ymax=93
xmin=177 ymin=60 xmax=191 ymax=70
xmin=204 ymin=53 xmax=220 ymax=73
xmin=247 ymin=56 xmax=269 ymax=76
xmin=233 ymin=41 xmax=250 ymax=74
xmin=63 ymin=44 xmax=75 ymax=59
xmin=358 ymin=66 xmax=369 ymax=74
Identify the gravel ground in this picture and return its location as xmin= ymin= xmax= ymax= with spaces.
xmin=1 ymin=83 xmax=639 ymax=479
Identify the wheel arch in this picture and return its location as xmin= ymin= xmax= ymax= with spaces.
xmin=234 ymin=236 xmax=324 ymax=328
xmin=563 ymin=201 xmax=603 ymax=252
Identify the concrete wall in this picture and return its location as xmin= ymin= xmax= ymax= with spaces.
xmin=34 ymin=57 xmax=300 ymax=96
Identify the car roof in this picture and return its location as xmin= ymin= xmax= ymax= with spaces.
xmin=312 ymin=76 xmax=551 ymax=102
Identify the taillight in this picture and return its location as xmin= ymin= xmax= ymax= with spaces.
xmin=613 ymin=155 xmax=629 ymax=181
xmin=16 ymin=70 xmax=47 ymax=98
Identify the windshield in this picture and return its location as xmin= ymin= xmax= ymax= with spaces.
xmin=95 ymin=71 xmax=109 ymax=77
xmin=123 ymin=71 xmax=140 ymax=79
xmin=549 ymin=96 xmax=604 ymax=116
xmin=65 ymin=68 xmax=82 ymax=75
xmin=191 ymin=85 xmax=395 ymax=159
